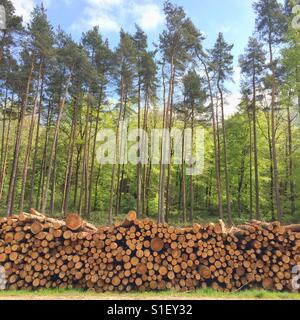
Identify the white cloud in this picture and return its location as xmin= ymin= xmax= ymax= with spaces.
xmin=132 ymin=3 xmax=164 ymax=31
xmin=72 ymin=0 xmax=164 ymax=33
xmin=220 ymin=25 xmax=231 ymax=33
xmin=224 ymin=92 xmax=241 ymax=117
xmin=11 ymin=0 xmax=34 ymax=23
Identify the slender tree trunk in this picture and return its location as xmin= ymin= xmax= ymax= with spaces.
xmin=0 ymin=87 xmax=8 ymax=174
xmin=137 ymin=80 xmax=142 ymax=218
xmin=6 ymin=56 xmax=35 ymax=216
xmin=189 ymin=102 xmax=195 ymax=223
xmin=41 ymin=70 xmax=73 ymax=213
xmin=197 ymin=53 xmax=223 ymax=219
xmin=0 ymin=93 xmax=13 ymax=201
xmin=296 ymin=67 xmax=300 ymax=115
xmin=266 ymin=112 xmax=275 ymax=221
xmin=252 ymin=67 xmax=260 ymax=220
xmin=73 ymin=147 xmax=82 ymax=210
xmin=248 ymin=112 xmax=253 ymax=220
xmin=165 ymin=78 xmax=175 ymax=223
xmin=268 ymin=35 xmax=283 ymax=222
xmin=29 ymin=70 xmax=44 ymax=208
xmin=115 ymin=94 xmax=127 ymax=217
xmin=108 ymin=79 xmax=125 ymax=224
xmin=158 ymin=58 xmax=175 ymax=223
xmin=142 ymin=96 xmax=149 ymax=218
xmin=36 ymin=102 xmax=52 ymax=210
xmin=88 ymin=90 xmax=103 ymax=217
xmin=93 ymin=165 xmax=101 ymax=211
xmin=181 ymin=125 xmax=187 ymax=223
xmin=50 ymin=137 xmax=58 ymax=215
xmin=287 ymin=100 xmax=296 ymax=216
xmin=19 ymin=63 xmax=43 ymax=212
xmin=218 ymin=84 xmax=233 ymax=225
xmin=62 ymin=97 xmax=79 ymax=216
xmin=80 ymin=101 xmax=91 ymax=218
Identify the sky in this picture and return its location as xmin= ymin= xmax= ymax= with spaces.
xmin=10 ymin=0 xmax=261 ymax=116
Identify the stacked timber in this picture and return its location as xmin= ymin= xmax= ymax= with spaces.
xmin=0 ymin=209 xmax=299 ymax=292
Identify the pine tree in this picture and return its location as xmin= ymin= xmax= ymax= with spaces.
xmin=19 ymin=4 xmax=54 ymax=213
xmin=108 ymin=30 xmax=137 ymax=224
xmin=158 ymin=0 xmax=203 ymax=223
xmin=239 ymin=37 xmax=266 ymax=220
xmin=254 ymin=0 xmax=287 ymax=221
xmin=210 ymin=32 xmax=234 ymax=225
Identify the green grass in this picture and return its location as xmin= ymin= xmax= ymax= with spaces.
xmin=0 ymin=288 xmax=299 ymax=300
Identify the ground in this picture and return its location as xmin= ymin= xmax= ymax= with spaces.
xmin=0 ymin=289 xmax=299 ymax=300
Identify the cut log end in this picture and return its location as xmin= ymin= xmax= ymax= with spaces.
xmin=151 ymin=238 xmax=164 ymax=252
xmin=65 ymin=213 xmax=82 ymax=231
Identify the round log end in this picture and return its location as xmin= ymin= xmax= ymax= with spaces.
xmin=65 ymin=213 xmax=82 ymax=231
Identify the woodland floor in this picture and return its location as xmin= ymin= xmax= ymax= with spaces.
xmin=0 ymin=289 xmax=299 ymax=300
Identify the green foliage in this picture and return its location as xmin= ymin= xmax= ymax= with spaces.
xmin=0 ymin=0 xmax=299 ymax=226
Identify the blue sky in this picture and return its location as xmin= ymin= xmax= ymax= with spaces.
xmin=11 ymin=0 xmax=261 ymax=115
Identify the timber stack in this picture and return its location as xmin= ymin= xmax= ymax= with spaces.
xmin=0 ymin=209 xmax=299 ymax=292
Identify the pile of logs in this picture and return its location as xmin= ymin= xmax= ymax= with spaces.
xmin=0 ymin=209 xmax=299 ymax=292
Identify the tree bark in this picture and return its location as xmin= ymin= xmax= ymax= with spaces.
xmin=196 ymin=53 xmax=223 ymax=219
xmin=6 ymin=56 xmax=35 ymax=216
xmin=268 ymin=34 xmax=283 ymax=222
xmin=19 ymin=62 xmax=43 ymax=212
xmin=217 ymin=83 xmax=233 ymax=226
xmin=252 ymin=65 xmax=260 ymax=220
xmin=41 ymin=69 xmax=73 ymax=213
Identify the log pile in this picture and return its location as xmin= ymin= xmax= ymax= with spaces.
xmin=0 ymin=209 xmax=299 ymax=292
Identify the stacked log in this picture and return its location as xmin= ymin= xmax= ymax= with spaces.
xmin=0 ymin=209 xmax=299 ymax=292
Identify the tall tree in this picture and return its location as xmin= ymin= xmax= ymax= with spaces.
xmin=41 ymin=31 xmax=91 ymax=213
xmin=158 ymin=0 xmax=203 ymax=223
xmin=19 ymin=5 xmax=54 ymax=213
xmin=239 ymin=37 xmax=266 ymax=220
xmin=132 ymin=25 xmax=147 ymax=218
xmin=210 ymin=32 xmax=234 ymax=225
xmin=182 ymin=70 xmax=204 ymax=222
xmin=108 ymin=30 xmax=136 ymax=223
xmin=254 ymin=0 xmax=286 ymax=221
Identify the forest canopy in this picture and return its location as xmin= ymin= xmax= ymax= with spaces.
xmin=0 ymin=0 xmax=299 ymax=226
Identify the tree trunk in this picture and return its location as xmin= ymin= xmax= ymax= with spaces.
xmin=252 ymin=67 xmax=260 ymax=220
xmin=36 ymin=102 xmax=52 ymax=210
xmin=41 ymin=70 xmax=73 ymax=213
xmin=189 ymin=101 xmax=195 ymax=223
xmin=29 ymin=70 xmax=44 ymax=209
xmin=62 ymin=96 xmax=79 ymax=216
xmin=181 ymin=127 xmax=187 ymax=224
xmin=218 ymin=84 xmax=233 ymax=226
xmin=0 ymin=87 xmax=8 ymax=176
xmin=287 ymin=100 xmax=296 ymax=216
xmin=268 ymin=35 xmax=283 ymax=222
xmin=248 ymin=111 xmax=253 ymax=220
xmin=108 ymin=79 xmax=125 ymax=224
xmin=265 ymin=112 xmax=275 ymax=221
xmin=137 ymin=80 xmax=142 ymax=218
xmin=158 ymin=58 xmax=175 ymax=223
xmin=237 ymin=145 xmax=246 ymax=218
xmin=0 ymin=93 xmax=13 ymax=201
xmin=19 ymin=63 xmax=43 ymax=213
xmin=6 ymin=56 xmax=35 ymax=216
xmin=197 ymin=53 xmax=223 ymax=219
xmin=87 ymin=89 xmax=103 ymax=217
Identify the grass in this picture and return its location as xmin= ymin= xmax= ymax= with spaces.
xmin=0 ymin=288 xmax=299 ymax=300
